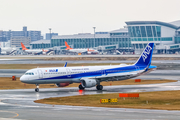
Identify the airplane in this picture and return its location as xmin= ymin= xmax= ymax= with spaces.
xmin=0 ymin=47 xmax=17 ymax=55
xmin=20 ymin=43 xmax=156 ymax=92
xmin=65 ymin=41 xmax=99 ymax=54
xmin=21 ymin=42 xmax=53 ymax=55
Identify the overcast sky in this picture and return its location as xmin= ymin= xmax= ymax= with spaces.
xmin=0 ymin=0 xmax=180 ymax=36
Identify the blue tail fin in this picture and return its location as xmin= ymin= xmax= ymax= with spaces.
xmin=134 ymin=43 xmax=154 ymax=67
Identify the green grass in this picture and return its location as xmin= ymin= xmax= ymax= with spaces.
xmin=35 ymin=90 xmax=180 ymax=110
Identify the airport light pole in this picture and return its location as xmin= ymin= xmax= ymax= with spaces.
xmin=93 ymin=27 xmax=96 ymax=48
xmin=49 ymin=28 xmax=52 ymax=40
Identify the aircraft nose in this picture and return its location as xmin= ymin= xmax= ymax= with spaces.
xmin=20 ymin=75 xmax=27 ymax=82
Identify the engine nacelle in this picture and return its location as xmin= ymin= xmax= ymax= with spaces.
xmin=55 ymin=83 xmax=70 ymax=87
xmin=42 ymin=52 xmax=46 ymax=55
xmin=81 ymin=78 xmax=97 ymax=88
xmin=87 ymin=51 xmax=91 ymax=54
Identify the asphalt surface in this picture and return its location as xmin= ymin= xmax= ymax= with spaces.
xmin=2 ymin=54 xmax=180 ymax=58
xmin=0 ymin=82 xmax=180 ymax=120
xmin=1 ymin=59 xmax=180 ymax=64
xmin=0 ymin=58 xmax=180 ymax=119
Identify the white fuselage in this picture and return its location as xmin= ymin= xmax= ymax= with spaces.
xmin=1 ymin=47 xmax=17 ymax=55
xmin=68 ymin=49 xmax=99 ymax=54
xmin=20 ymin=43 xmax=156 ymax=90
xmin=20 ymin=64 xmax=155 ymax=84
xmin=24 ymin=49 xmax=43 ymax=54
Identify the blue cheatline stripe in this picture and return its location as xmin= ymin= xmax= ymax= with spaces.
xmin=33 ymin=64 xmax=148 ymax=81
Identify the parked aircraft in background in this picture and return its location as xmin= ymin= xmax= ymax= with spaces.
xmin=65 ymin=41 xmax=99 ymax=54
xmin=0 ymin=47 xmax=17 ymax=55
xmin=20 ymin=43 xmax=156 ymax=92
xmin=21 ymin=42 xmax=53 ymax=55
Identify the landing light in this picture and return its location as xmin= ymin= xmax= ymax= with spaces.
xmin=79 ymin=90 xmax=84 ymax=95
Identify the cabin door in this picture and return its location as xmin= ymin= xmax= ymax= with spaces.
xmin=101 ymin=69 xmax=106 ymax=76
xmin=37 ymin=69 xmax=43 ymax=78
xmin=66 ymin=68 xmax=71 ymax=77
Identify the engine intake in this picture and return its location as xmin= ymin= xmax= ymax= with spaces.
xmin=81 ymin=78 xmax=97 ymax=88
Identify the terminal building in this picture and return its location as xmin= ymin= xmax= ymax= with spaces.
xmin=31 ymin=28 xmax=133 ymax=53
xmin=30 ymin=20 xmax=180 ymax=54
xmin=126 ymin=21 xmax=180 ymax=54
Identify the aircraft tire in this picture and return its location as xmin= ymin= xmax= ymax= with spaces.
xmin=96 ymin=85 xmax=103 ymax=90
xmin=79 ymin=85 xmax=85 ymax=90
xmin=35 ymin=88 xmax=39 ymax=92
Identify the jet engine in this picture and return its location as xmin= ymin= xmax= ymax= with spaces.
xmin=81 ymin=78 xmax=97 ymax=88
xmin=55 ymin=83 xmax=70 ymax=87
xmin=87 ymin=51 xmax=91 ymax=55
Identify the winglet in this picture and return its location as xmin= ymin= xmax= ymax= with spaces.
xmin=65 ymin=41 xmax=73 ymax=50
xmin=21 ymin=42 xmax=28 ymax=50
xmin=134 ymin=43 xmax=154 ymax=67
xmin=64 ymin=62 xmax=67 ymax=67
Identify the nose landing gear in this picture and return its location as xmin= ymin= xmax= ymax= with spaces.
xmin=35 ymin=84 xmax=39 ymax=92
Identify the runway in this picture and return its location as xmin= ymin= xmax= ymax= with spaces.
xmin=0 ymin=60 xmax=180 ymax=119
xmin=0 ymin=81 xmax=180 ymax=120
xmin=1 ymin=59 xmax=180 ymax=64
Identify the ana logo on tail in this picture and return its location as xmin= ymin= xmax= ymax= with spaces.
xmin=142 ymin=44 xmax=152 ymax=62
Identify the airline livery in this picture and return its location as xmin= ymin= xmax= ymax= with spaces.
xmin=0 ymin=47 xmax=17 ymax=55
xmin=20 ymin=43 xmax=156 ymax=92
xmin=65 ymin=41 xmax=99 ymax=54
xmin=21 ymin=42 xmax=52 ymax=55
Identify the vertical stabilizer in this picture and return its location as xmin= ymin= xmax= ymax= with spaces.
xmin=134 ymin=43 xmax=154 ymax=67
xmin=21 ymin=42 xmax=28 ymax=50
xmin=65 ymin=41 xmax=73 ymax=50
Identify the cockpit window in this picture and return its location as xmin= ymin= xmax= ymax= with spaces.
xmin=25 ymin=73 xmax=34 ymax=75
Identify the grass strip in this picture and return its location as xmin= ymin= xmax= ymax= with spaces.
xmin=35 ymin=90 xmax=180 ymax=110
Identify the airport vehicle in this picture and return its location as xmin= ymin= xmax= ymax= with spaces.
xmin=0 ymin=47 xmax=17 ymax=55
xmin=65 ymin=41 xmax=99 ymax=54
xmin=20 ymin=43 xmax=156 ymax=92
xmin=21 ymin=42 xmax=52 ymax=55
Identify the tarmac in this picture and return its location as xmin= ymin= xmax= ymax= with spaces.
xmin=0 ymin=81 xmax=180 ymax=120
xmin=2 ymin=54 xmax=180 ymax=58
xmin=0 ymin=58 xmax=180 ymax=119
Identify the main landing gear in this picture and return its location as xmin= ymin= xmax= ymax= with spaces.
xmin=79 ymin=84 xmax=84 ymax=90
xmin=96 ymin=85 xmax=103 ymax=90
xmin=78 ymin=84 xmax=103 ymax=90
xmin=35 ymin=84 xmax=39 ymax=92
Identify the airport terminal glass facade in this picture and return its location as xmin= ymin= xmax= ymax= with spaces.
xmin=175 ymin=37 xmax=180 ymax=44
xmin=31 ymin=40 xmax=51 ymax=49
xmin=126 ymin=21 xmax=178 ymax=52
xmin=127 ymin=25 xmax=174 ymax=46
xmin=128 ymin=26 xmax=161 ymax=38
xmin=51 ymin=30 xmax=132 ymax=50
xmin=32 ymin=43 xmax=50 ymax=49
xmin=51 ymin=38 xmax=131 ymax=49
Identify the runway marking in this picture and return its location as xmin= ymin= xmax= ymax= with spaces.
xmin=0 ymin=110 xmax=19 ymax=118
